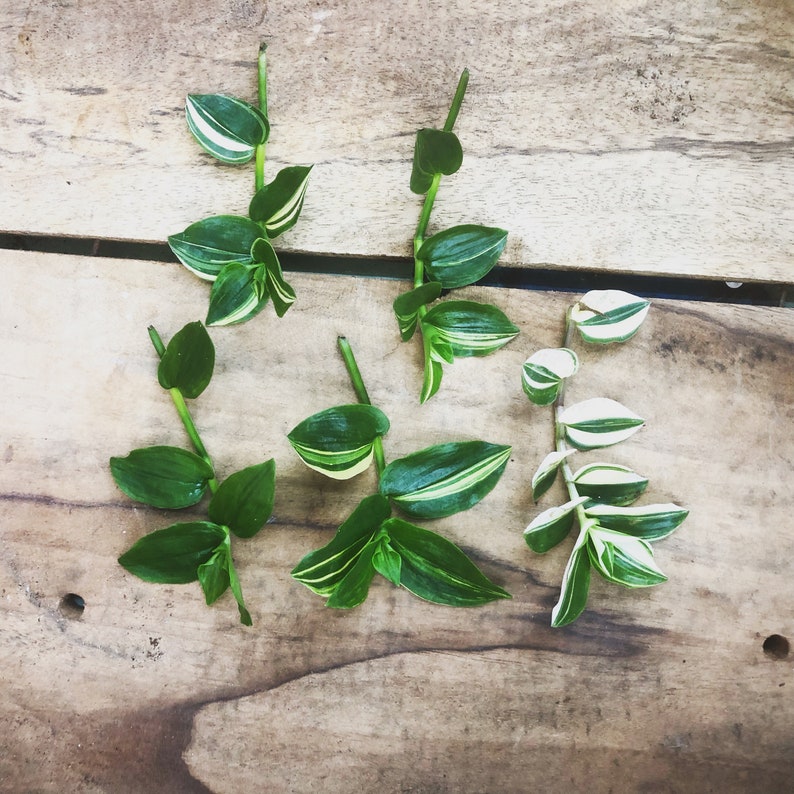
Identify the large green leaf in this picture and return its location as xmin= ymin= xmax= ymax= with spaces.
xmin=185 ymin=93 xmax=269 ymax=164
xmin=206 ymin=261 xmax=269 ymax=327
xmin=570 ymin=290 xmax=651 ymax=344
xmin=530 ymin=449 xmax=576 ymax=502
xmin=393 ymin=282 xmax=442 ymax=342
xmin=379 ymin=440 xmax=511 ymax=519
xmin=168 ymin=215 xmax=263 ymax=280
xmin=249 ymin=165 xmax=313 ymax=238
xmin=418 ymin=225 xmax=508 ymax=288
xmin=422 ymin=301 xmax=519 ymax=358
xmin=572 ymin=462 xmax=649 ymax=506
xmin=559 ymin=398 xmax=644 ymax=449
xmin=550 ymin=533 xmax=592 ymax=627
xmin=410 ymin=128 xmax=463 ymax=194
xmin=110 ymin=446 xmax=213 ymax=509
xmin=587 ymin=526 xmax=667 ymax=588
xmin=118 ymin=521 xmax=227 ymax=584
xmin=522 ymin=348 xmax=579 ymax=406
xmin=208 ymin=459 xmax=276 ymax=539
xmin=385 ymin=518 xmax=510 ymax=606
xmin=524 ymin=496 xmax=588 ymax=554
xmin=288 ymin=405 xmax=390 ymax=480
xmin=157 ymin=321 xmax=215 ymax=399
xmin=585 ymin=503 xmax=688 ymax=541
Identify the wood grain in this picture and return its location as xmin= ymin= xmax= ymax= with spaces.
xmin=1 ymin=249 xmax=792 ymax=791
xmin=2 ymin=0 xmax=792 ymax=282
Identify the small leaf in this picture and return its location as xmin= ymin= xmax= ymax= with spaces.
xmin=225 ymin=541 xmax=253 ymax=626
xmin=420 ymin=346 xmax=444 ymax=405
xmin=422 ymin=301 xmax=519 ymax=358
xmin=288 ymin=405 xmax=390 ymax=480
xmin=110 ymin=446 xmax=213 ymax=509
xmin=206 ymin=261 xmax=269 ymax=327
xmin=251 ymin=239 xmax=295 ymax=317
xmin=168 ymin=215 xmax=263 ymax=280
xmin=208 ymin=459 xmax=276 ymax=538
xmin=118 ymin=521 xmax=227 ymax=584
xmin=418 ymin=225 xmax=508 ymax=288
xmin=372 ymin=535 xmax=402 ymax=586
xmin=386 ymin=518 xmax=510 ymax=606
xmin=410 ymin=128 xmax=463 ymax=194
xmin=522 ymin=348 xmax=579 ymax=406
xmin=197 ymin=547 xmax=231 ymax=605
xmin=551 ymin=534 xmax=592 ymax=627
xmin=249 ymin=165 xmax=313 ymax=238
xmin=530 ymin=449 xmax=577 ymax=502
xmin=524 ymin=496 xmax=589 ymax=554
xmin=559 ymin=397 xmax=644 ymax=449
xmin=185 ymin=93 xmax=269 ymax=164
xmin=326 ymin=542 xmax=379 ymax=609
xmin=393 ymin=282 xmax=443 ymax=342
xmin=585 ymin=503 xmax=688 ymax=541
xmin=157 ymin=321 xmax=215 ymax=399
xmin=570 ymin=290 xmax=651 ymax=344
xmin=291 ymin=494 xmax=392 ymax=596
xmin=587 ymin=526 xmax=667 ymax=588
xmin=572 ymin=463 xmax=649 ymax=506
xmin=380 ymin=440 xmax=511 ymax=519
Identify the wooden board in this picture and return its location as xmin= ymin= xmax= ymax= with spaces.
xmin=2 ymin=0 xmax=793 ymax=282
xmin=1 ymin=249 xmax=792 ymax=791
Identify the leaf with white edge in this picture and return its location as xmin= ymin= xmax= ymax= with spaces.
xmin=418 ymin=225 xmax=508 ymax=288
xmin=168 ymin=215 xmax=263 ymax=280
xmin=572 ymin=462 xmax=649 ymax=506
xmin=206 ymin=262 xmax=269 ymax=327
xmin=587 ymin=525 xmax=667 ymax=588
xmin=249 ymin=165 xmax=313 ymax=238
xmin=250 ymin=237 xmax=296 ymax=317
xmin=393 ymin=282 xmax=442 ymax=341
xmin=422 ymin=301 xmax=519 ymax=358
xmin=379 ymin=440 xmax=511 ymax=519
xmin=186 ymin=93 xmax=268 ymax=164
xmin=522 ymin=348 xmax=580 ymax=406
xmin=560 ymin=397 xmax=644 ymax=449
xmin=288 ymin=405 xmax=390 ymax=480
xmin=420 ymin=346 xmax=444 ymax=405
xmin=371 ymin=534 xmax=402 ymax=587
xmin=585 ymin=503 xmax=688 ymax=541
xmin=550 ymin=532 xmax=592 ymax=628
xmin=325 ymin=542 xmax=379 ymax=609
xmin=157 ymin=321 xmax=215 ymax=399
xmin=570 ymin=290 xmax=651 ymax=344
xmin=531 ymin=449 xmax=577 ymax=501
xmin=410 ymin=128 xmax=463 ymax=194
xmin=524 ymin=496 xmax=589 ymax=554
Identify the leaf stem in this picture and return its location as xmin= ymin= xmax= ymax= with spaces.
xmin=337 ymin=336 xmax=386 ymax=477
xmin=148 ymin=325 xmax=219 ymax=494
xmin=255 ymin=42 xmax=268 ymax=193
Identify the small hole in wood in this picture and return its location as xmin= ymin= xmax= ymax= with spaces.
xmin=762 ymin=634 xmax=790 ymax=660
xmin=60 ymin=593 xmax=85 ymax=618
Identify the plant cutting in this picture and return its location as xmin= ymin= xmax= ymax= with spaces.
xmin=287 ymin=336 xmax=512 ymax=608
xmin=168 ymin=44 xmax=312 ymax=326
xmin=395 ymin=70 xmax=519 ymax=402
xmin=521 ymin=290 xmax=688 ymax=626
xmin=110 ymin=322 xmax=276 ymax=625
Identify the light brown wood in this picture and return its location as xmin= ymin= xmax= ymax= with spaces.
xmin=1 ymin=249 xmax=792 ymax=791
xmin=2 ymin=0 xmax=793 ymax=282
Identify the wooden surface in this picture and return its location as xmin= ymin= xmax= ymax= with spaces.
xmin=1 ymin=249 xmax=793 ymax=792
xmin=2 ymin=0 xmax=793 ymax=282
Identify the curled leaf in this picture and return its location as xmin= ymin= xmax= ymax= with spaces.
xmin=587 ymin=525 xmax=667 ymax=588
xmin=522 ymin=348 xmax=579 ymax=406
xmin=206 ymin=262 xmax=269 ymax=326
xmin=530 ymin=449 xmax=577 ymax=502
xmin=550 ymin=533 xmax=592 ymax=628
xmin=393 ymin=282 xmax=442 ymax=342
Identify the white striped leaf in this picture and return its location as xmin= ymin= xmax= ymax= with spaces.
xmin=422 ymin=300 xmax=519 ymax=358
xmin=585 ymin=503 xmax=688 ymax=541
xmin=249 ymin=165 xmax=313 ymax=238
xmin=325 ymin=541 xmax=380 ymax=608
xmin=570 ymin=290 xmax=650 ymax=344
xmin=522 ymin=348 xmax=579 ymax=406
xmin=420 ymin=350 xmax=444 ymax=405
xmin=206 ymin=262 xmax=269 ymax=327
xmin=288 ymin=405 xmax=390 ymax=480
xmin=587 ymin=525 xmax=667 ymax=587
xmin=559 ymin=397 xmax=644 ymax=449
xmin=418 ymin=225 xmax=508 ymax=288
xmin=551 ymin=530 xmax=592 ymax=628
xmin=168 ymin=215 xmax=263 ymax=280
xmin=572 ymin=462 xmax=649 ymax=506
xmin=524 ymin=496 xmax=588 ymax=554
xmin=393 ymin=282 xmax=442 ymax=341
xmin=531 ymin=448 xmax=577 ymax=501
xmin=186 ymin=93 xmax=269 ymax=164
xmin=379 ymin=440 xmax=511 ymax=519
xmin=251 ymin=238 xmax=295 ymax=317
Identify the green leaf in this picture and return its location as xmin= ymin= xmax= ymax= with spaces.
xmin=559 ymin=397 xmax=644 ymax=449
xmin=572 ymin=462 xmax=649 ymax=506
xmin=386 ymin=518 xmax=510 ymax=606
xmin=288 ymin=405 xmax=390 ymax=480
xmin=197 ymin=547 xmax=231 ymax=605
xmin=185 ymin=93 xmax=269 ymax=164
xmin=291 ymin=494 xmax=392 ymax=596
xmin=420 ymin=345 xmax=444 ymax=405
xmin=372 ymin=535 xmax=402 ymax=586
xmin=157 ymin=321 xmax=215 ymax=399
xmin=587 ymin=526 xmax=667 ymax=588
xmin=250 ymin=238 xmax=295 ymax=317
xmin=550 ymin=536 xmax=592 ymax=628
xmin=206 ymin=261 xmax=269 ymax=327
xmin=418 ymin=225 xmax=508 ymax=288
xmin=118 ymin=521 xmax=227 ymax=584
xmin=379 ymin=440 xmax=511 ymax=519
xmin=422 ymin=301 xmax=519 ymax=358
xmin=585 ymin=503 xmax=688 ymax=541
xmin=570 ymin=290 xmax=651 ymax=344
xmin=249 ymin=165 xmax=313 ymax=238
xmin=410 ymin=128 xmax=463 ymax=194
xmin=168 ymin=215 xmax=263 ymax=280
xmin=393 ymin=282 xmax=443 ymax=342
xmin=524 ymin=496 xmax=589 ymax=554
xmin=530 ymin=449 xmax=577 ymax=502
xmin=522 ymin=348 xmax=579 ymax=406
xmin=110 ymin=446 xmax=213 ymax=509
xmin=225 ymin=540 xmax=252 ymax=626
xmin=326 ymin=542 xmax=379 ymax=609
xmin=208 ymin=459 xmax=276 ymax=539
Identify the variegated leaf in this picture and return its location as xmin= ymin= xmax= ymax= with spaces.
xmin=524 ymin=496 xmax=588 ymax=553
xmin=550 ymin=531 xmax=592 ymax=628
xmin=251 ymin=237 xmax=295 ymax=317
xmin=572 ymin=462 xmax=649 ymax=506
xmin=585 ymin=503 xmax=688 ymax=541
xmin=587 ymin=525 xmax=667 ymax=587
xmin=393 ymin=282 xmax=442 ymax=341
xmin=206 ymin=262 xmax=269 ymax=327
xmin=530 ymin=448 xmax=577 ymax=501
xmin=559 ymin=397 xmax=644 ymax=449
xmin=422 ymin=301 xmax=519 ymax=358
xmin=186 ymin=94 xmax=268 ymax=164
xmin=522 ymin=347 xmax=579 ymax=406
xmin=249 ymin=165 xmax=313 ymax=238
xmin=570 ymin=290 xmax=650 ymax=344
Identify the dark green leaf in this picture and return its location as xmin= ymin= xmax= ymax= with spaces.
xmin=422 ymin=301 xmax=519 ymax=358
xmin=118 ymin=521 xmax=227 ymax=584
xmin=524 ymin=497 xmax=588 ymax=554
xmin=208 ymin=459 xmax=276 ymax=538
xmin=249 ymin=165 xmax=313 ymax=237
xmin=110 ymin=446 xmax=213 ymax=509
xmin=550 ymin=539 xmax=591 ymax=627
xmin=418 ymin=225 xmax=508 ymax=288
xmin=410 ymin=128 xmax=463 ymax=194
xmin=372 ymin=535 xmax=402 ymax=586
xmin=393 ymin=282 xmax=443 ymax=341
xmin=326 ymin=542 xmax=379 ymax=609
xmin=206 ymin=261 xmax=269 ymax=327
xmin=197 ymin=548 xmax=231 ymax=605
xmin=225 ymin=545 xmax=252 ymax=626
xmin=157 ymin=321 xmax=215 ymax=399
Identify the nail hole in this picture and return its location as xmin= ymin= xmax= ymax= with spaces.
xmin=762 ymin=634 xmax=790 ymax=659
xmin=59 ymin=593 xmax=85 ymax=618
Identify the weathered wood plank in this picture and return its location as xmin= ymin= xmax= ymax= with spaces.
xmin=0 ymin=250 xmax=792 ymax=791
xmin=2 ymin=0 xmax=792 ymax=282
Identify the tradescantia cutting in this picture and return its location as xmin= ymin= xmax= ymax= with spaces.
xmin=521 ymin=290 xmax=688 ymax=626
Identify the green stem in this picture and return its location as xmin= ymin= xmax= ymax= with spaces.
xmin=148 ymin=326 xmax=219 ymax=494
xmin=443 ymin=68 xmax=469 ymax=133
xmin=255 ymin=42 xmax=268 ymax=193
xmin=337 ymin=336 xmax=386 ymax=477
